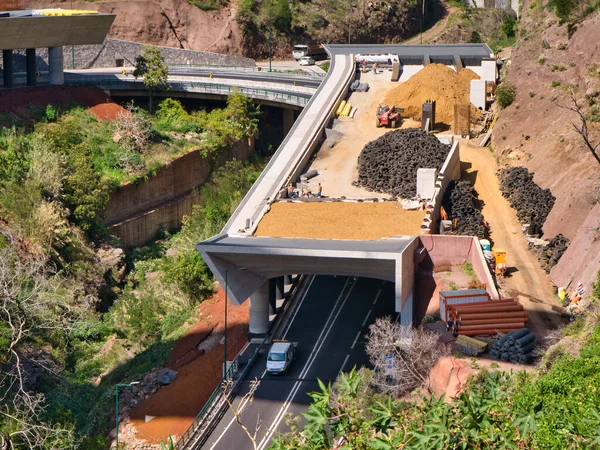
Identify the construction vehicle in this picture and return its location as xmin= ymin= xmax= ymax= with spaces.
xmin=493 ymin=247 xmax=507 ymax=277
xmin=266 ymin=340 xmax=298 ymax=374
xmin=292 ymin=44 xmax=328 ymax=61
xmin=376 ymin=104 xmax=403 ymax=128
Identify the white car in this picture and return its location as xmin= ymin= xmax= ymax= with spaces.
xmin=266 ymin=341 xmax=297 ymax=374
xmin=299 ymin=56 xmax=315 ymax=66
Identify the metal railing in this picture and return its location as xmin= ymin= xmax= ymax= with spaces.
xmin=174 ymin=339 xmax=267 ymax=450
xmin=174 ymin=275 xmax=306 ymax=450
xmin=168 ymin=64 xmax=327 ymax=78
xmin=64 ymin=76 xmax=311 ymax=107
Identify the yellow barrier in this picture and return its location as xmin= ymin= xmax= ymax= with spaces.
xmin=40 ymin=9 xmax=98 ymax=16
xmin=336 ymin=100 xmax=347 ymax=116
xmin=341 ymin=103 xmax=352 ymax=117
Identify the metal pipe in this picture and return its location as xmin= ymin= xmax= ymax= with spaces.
xmin=452 ymin=305 xmax=524 ymax=315
xmin=457 ymin=317 xmax=529 ymax=326
xmin=447 ymin=299 xmax=516 ymax=308
xmin=457 ymin=328 xmax=523 ymax=337
xmin=457 ymin=322 xmax=525 ymax=331
xmin=455 ymin=311 xmax=528 ymax=321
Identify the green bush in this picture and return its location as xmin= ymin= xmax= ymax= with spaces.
xmin=496 ymin=82 xmax=517 ymax=108
xmin=552 ymin=80 xmax=561 ymax=87
xmin=501 ymin=13 xmax=517 ymax=38
xmin=548 ymin=0 xmax=576 ymax=21
xmin=469 ymin=31 xmax=482 ymax=43
xmin=162 ymin=250 xmax=214 ymax=300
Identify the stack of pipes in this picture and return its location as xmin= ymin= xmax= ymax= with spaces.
xmin=490 ymin=328 xmax=536 ymax=363
xmin=445 ymin=298 xmax=528 ymax=337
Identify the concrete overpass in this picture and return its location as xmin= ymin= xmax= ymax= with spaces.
xmin=0 ymin=9 xmax=115 ymax=87
xmin=196 ymin=44 xmax=497 ymax=337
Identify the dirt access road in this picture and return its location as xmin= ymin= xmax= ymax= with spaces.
xmin=460 ymin=140 xmax=567 ymax=340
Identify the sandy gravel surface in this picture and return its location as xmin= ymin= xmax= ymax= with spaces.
xmin=255 ymin=201 xmax=425 ymax=240
xmin=460 ymin=140 xmax=567 ymax=338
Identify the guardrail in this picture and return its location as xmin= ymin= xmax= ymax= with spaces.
xmin=168 ymin=64 xmax=327 ymax=78
xmin=175 ymin=275 xmax=306 ymax=450
xmin=64 ymin=76 xmax=311 ymax=107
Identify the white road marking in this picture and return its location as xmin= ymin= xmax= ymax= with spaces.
xmin=339 ymin=354 xmax=350 ymax=374
xmin=350 ymin=330 xmax=361 ymax=350
xmin=372 ymin=289 xmax=382 ymax=305
xmin=257 ymin=278 xmax=356 ymax=450
xmin=361 ymin=309 xmax=372 ymax=327
xmin=209 ymin=275 xmax=317 ymax=449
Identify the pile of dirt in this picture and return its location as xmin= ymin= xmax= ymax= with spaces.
xmin=255 ymin=202 xmax=425 ymax=240
xmin=0 ymin=86 xmax=127 ymax=123
xmin=382 ymin=64 xmax=480 ymax=127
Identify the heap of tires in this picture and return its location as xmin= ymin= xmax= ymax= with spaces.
xmin=442 ymin=180 xmax=488 ymax=239
xmin=531 ymin=233 xmax=570 ymax=273
xmin=497 ymin=167 xmax=555 ymax=232
xmin=356 ymin=128 xmax=450 ymax=198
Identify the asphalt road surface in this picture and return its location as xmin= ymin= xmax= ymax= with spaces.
xmin=169 ymin=68 xmax=323 ymax=88
xmin=201 ymin=275 xmax=396 ymax=450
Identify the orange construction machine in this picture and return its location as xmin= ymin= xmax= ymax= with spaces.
xmin=376 ymin=104 xmax=403 ymax=128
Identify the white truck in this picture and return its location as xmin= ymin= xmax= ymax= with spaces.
xmin=292 ymin=44 xmax=328 ymax=61
xmin=266 ymin=341 xmax=298 ymax=374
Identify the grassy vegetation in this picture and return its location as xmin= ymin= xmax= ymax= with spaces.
xmin=271 ymin=274 xmax=600 ymax=449
xmin=0 ymin=94 xmax=263 ymax=448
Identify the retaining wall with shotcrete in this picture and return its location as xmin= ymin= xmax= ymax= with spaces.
xmin=1 ymin=39 xmax=255 ymax=72
xmin=105 ymin=138 xmax=253 ymax=247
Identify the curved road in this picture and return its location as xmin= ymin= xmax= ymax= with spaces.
xmin=202 ymin=275 xmax=396 ymax=450
xmin=169 ymin=68 xmax=323 ymax=88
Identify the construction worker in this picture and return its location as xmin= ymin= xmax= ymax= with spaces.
xmin=121 ymin=69 xmax=127 ymax=76
xmin=209 ymin=72 xmax=213 ymax=78
xmin=316 ymin=183 xmax=322 ymax=198
xmin=372 ymin=62 xmax=378 ymax=74
xmin=440 ymin=205 xmax=448 ymax=221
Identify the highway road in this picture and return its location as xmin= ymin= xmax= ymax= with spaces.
xmin=168 ymin=68 xmax=323 ymax=88
xmin=202 ymin=275 xmax=396 ymax=450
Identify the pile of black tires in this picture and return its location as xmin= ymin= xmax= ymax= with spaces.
xmin=497 ymin=167 xmax=555 ymax=232
xmin=531 ymin=233 xmax=570 ymax=273
xmin=442 ymin=180 xmax=488 ymax=239
xmin=356 ymin=128 xmax=450 ymax=198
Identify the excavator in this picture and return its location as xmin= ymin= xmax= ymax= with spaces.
xmin=376 ymin=104 xmax=403 ymax=128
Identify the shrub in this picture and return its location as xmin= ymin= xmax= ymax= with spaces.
xmin=501 ymin=14 xmax=518 ymax=38
xmin=496 ymin=82 xmax=517 ymax=108
xmin=162 ymin=250 xmax=214 ymax=301
xmin=469 ymin=31 xmax=482 ymax=43
xmin=548 ymin=0 xmax=576 ymax=21
xmin=541 ymin=39 xmax=550 ymax=49
xmin=552 ymin=80 xmax=561 ymax=87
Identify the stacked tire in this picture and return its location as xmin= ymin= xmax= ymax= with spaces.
xmin=357 ymin=128 xmax=450 ymax=198
xmin=533 ymin=233 xmax=570 ymax=273
xmin=497 ymin=167 xmax=555 ymax=231
xmin=442 ymin=180 xmax=488 ymax=239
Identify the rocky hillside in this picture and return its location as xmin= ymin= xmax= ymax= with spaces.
xmin=21 ymin=0 xmax=244 ymax=55
xmin=492 ymin=5 xmax=600 ymax=293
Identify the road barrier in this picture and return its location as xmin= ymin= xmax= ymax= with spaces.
xmin=64 ymin=76 xmax=311 ymax=107
xmin=174 ymin=275 xmax=307 ymax=450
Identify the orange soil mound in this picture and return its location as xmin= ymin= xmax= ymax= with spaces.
xmin=129 ymin=291 xmax=249 ymax=444
xmin=383 ymin=64 xmax=480 ymax=126
xmin=0 ymin=86 xmax=127 ymax=122
xmin=255 ymin=202 xmax=425 ymax=240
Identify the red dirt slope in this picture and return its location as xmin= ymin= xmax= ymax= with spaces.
xmin=0 ymin=86 xmax=127 ymax=122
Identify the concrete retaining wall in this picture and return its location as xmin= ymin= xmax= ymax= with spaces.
xmin=419 ymin=139 xmax=460 ymax=235
xmin=418 ymin=234 xmax=499 ymax=299
xmin=105 ymin=137 xmax=253 ymax=247
xmin=1 ymin=38 xmax=254 ymax=72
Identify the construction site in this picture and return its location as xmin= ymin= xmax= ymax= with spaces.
xmin=199 ymin=45 xmax=569 ymax=370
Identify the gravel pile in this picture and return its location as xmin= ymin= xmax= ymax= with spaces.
xmin=497 ymin=167 xmax=555 ymax=231
xmin=442 ymin=180 xmax=487 ymax=238
xmin=356 ymin=128 xmax=450 ymax=198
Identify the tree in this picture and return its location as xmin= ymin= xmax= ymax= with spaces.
xmin=221 ymin=377 xmax=261 ymax=450
xmin=365 ymin=317 xmax=448 ymax=396
xmin=556 ymin=91 xmax=600 ymax=166
xmin=133 ymin=46 xmax=169 ymax=114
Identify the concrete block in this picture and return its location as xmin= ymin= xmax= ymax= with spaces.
xmin=470 ymin=79 xmax=486 ymax=110
xmin=417 ymin=168 xmax=438 ymax=200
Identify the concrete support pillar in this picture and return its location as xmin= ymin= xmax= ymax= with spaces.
xmin=276 ymin=276 xmax=285 ymax=301
xmin=26 ymin=48 xmax=36 ymax=86
xmin=268 ymin=278 xmax=277 ymax=315
xmin=395 ymin=258 xmax=413 ymax=327
xmin=3 ymin=50 xmax=14 ymax=88
xmin=282 ymin=108 xmax=295 ymax=137
xmin=284 ymin=274 xmax=292 ymax=286
xmin=250 ymin=282 xmax=270 ymax=335
xmin=48 ymin=47 xmax=64 ymax=86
